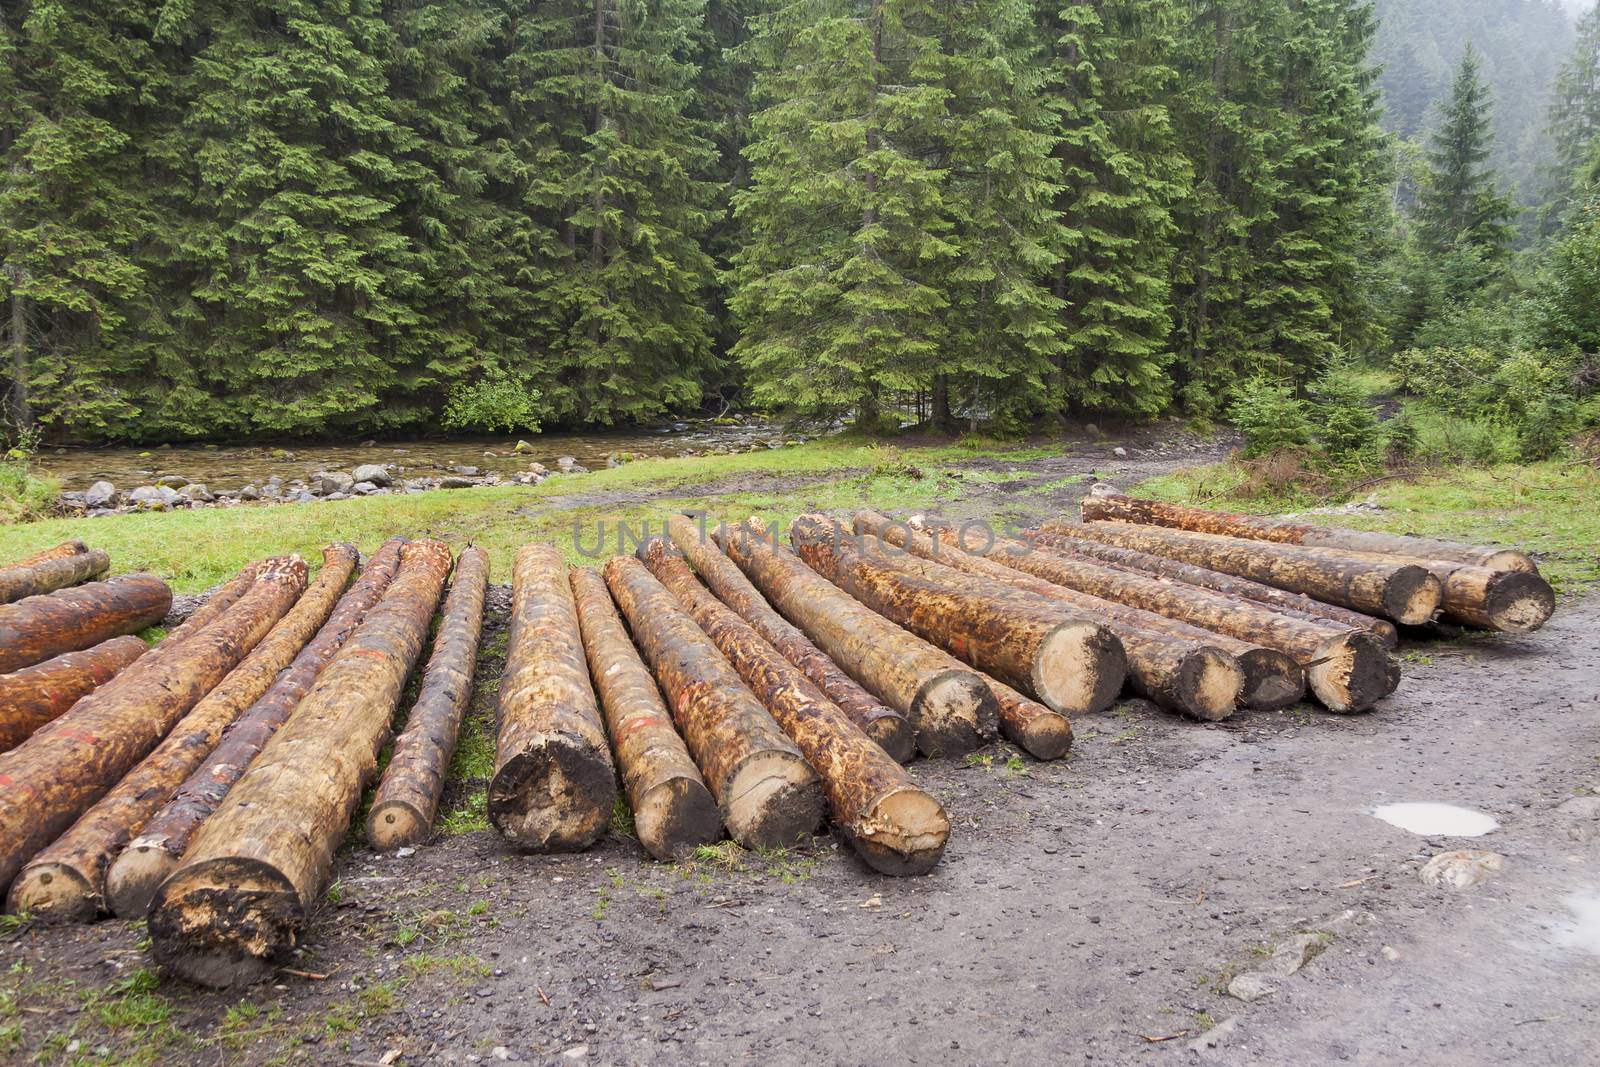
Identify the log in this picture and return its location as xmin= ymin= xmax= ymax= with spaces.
xmin=0 ymin=558 xmax=306 ymax=896
xmin=162 ymin=563 xmax=263 ymax=645
xmin=489 ymin=546 xmax=617 ymax=852
xmin=790 ymin=515 xmax=1124 ymax=719
xmin=1080 ymin=493 xmax=1537 ymax=573
xmin=0 ymin=548 xmax=111 ymax=604
xmin=107 ymin=539 xmax=405 ymax=920
xmin=1043 ymin=519 xmax=1442 ymax=626
xmin=148 ymin=540 xmax=451 ymax=988
xmin=717 ymin=520 xmax=1001 ymax=758
xmin=605 ymin=556 xmax=824 ymax=848
xmin=9 ymin=547 xmax=357 ymax=921
xmin=0 ymin=637 xmax=148 ymax=753
xmin=1029 ymin=524 xmax=1398 ymax=648
xmin=0 ymin=575 xmax=171 ymax=674
xmin=853 ymin=514 xmax=1258 ymax=719
xmin=367 ymin=547 xmax=490 ymax=850
xmin=663 ymin=514 xmax=914 ymax=762
xmin=8 ymin=540 xmax=90 ymax=569
xmin=570 ymin=567 xmax=721 ymax=860
xmin=977 ymin=671 xmax=1076 ymax=758
xmin=640 ymin=540 xmax=949 ymax=873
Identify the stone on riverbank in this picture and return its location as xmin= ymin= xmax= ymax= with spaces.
xmin=352 ymin=463 xmax=391 ymax=486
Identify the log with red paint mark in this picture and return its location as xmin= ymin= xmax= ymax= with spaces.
xmin=0 ymin=637 xmax=148 ymax=754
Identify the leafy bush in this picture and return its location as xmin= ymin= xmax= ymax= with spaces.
xmin=1226 ymin=377 xmax=1314 ymax=458
xmin=0 ymin=430 xmax=59 ymax=525
xmin=1392 ymin=346 xmax=1587 ymax=459
xmin=1412 ymin=409 xmax=1517 ymax=466
xmin=442 ymin=378 xmax=543 ymax=434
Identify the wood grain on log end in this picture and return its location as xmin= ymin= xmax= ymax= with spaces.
xmin=1016 ymin=710 xmax=1074 ymax=761
xmin=723 ymin=750 xmax=825 ymax=850
xmin=634 ymin=777 xmax=723 ymax=860
xmin=1182 ymin=647 xmax=1243 ymax=721
xmin=848 ymin=787 xmax=949 ymax=876
xmin=864 ymin=715 xmax=917 ymax=763
xmin=1384 ymin=566 xmax=1443 ymax=625
xmin=1477 ymin=570 xmax=1555 ymax=632
xmin=1234 ymin=648 xmax=1306 ymax=711
xmin=1307 ymin=632 xmax=1392 ymax=713
xmin=365 ymin=800 xmax=432 ymax=852
xmin=909 ymin=670 xmax=997 ymax=758
xmin=149 ymin=857 xmax=301 ymax=989
xmin=488 ymin=735 xmax=616 ymax=852
xmin=103 ymin=838 xmax=175 ymax=920
xmin=5 ymin=860 xmax=98 ymax=922
xmin=1031 ymin=620 xmax=1126 ymax=716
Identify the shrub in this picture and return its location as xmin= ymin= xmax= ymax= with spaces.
xmin=1226 ymin=377 xmax=1314 ymax=458
xmin=0 ymin=430 xmax=59 ymax=525
xmin=442 ymin=377 xmax=542 ymax=434
xmin=1309 ymin=364 xmax=1383 ymax=468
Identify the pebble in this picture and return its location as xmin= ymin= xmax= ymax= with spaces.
xmin=1419 ymin=849 xmax=1505 ymax=889
xmin=1227 ymin=972 xmax=1277 ymax=1002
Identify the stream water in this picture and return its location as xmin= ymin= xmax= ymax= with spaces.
xmin=35 ymin=420 xmax=794 ymax=493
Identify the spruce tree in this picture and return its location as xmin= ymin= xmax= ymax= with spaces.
xmin=1418 ymin=45 xmax=1514 ymax=258
xmin=1544 ymin=5 xmax=1600 ymax=227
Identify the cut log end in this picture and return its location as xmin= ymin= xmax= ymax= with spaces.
xmin=1031 ymin=621 xmax=1126 ymax=715
xmin=6 ymin=862 xmax=99 ymax=923
xmin=1306 ymin=633 xmax=1392 ymax=713
xmin=722 ymin=750 xmax=824 ymax=850
xmin=909 ymin=671 xmax=997 ymax=758
xmin=863 ymin=714 xmax=918 ymax=764
xmin=1385 ymin=566 xmax=1444 ymax=626
xmin=848 ymin=788 xmax=951 ymax=877
xmin=1016 ymin=710 xmax=1075 ymax=761
xmin=1482 ymin=570 xmax=1556 ymax=633
xmin=1482 ymin=549 xmax=1536 ymax=574
xmin=150 ymin=858 xmax=302 ymax=989
xmin=1235 ymin=648 xmax=1307 ymax=711
xmin=487 ymin=736 xmax=616 ymax=852
xmin=366 ymin=800 xmax=432 ymax=852
xmin=105 ymin=840 xmax=179 ymax=920
xmin=1179 ymin=648 xmax=1243 ymax=722
xmin=633 ymin=776 xmax=723 ymax=861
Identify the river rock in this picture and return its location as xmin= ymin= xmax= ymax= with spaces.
xmin=316 ymin=471 xmax=356 ymax=496
xmin=181 ymin=483 xmax=215 ymax=504
xmin=352 ymin=481 xmax=379 ymax=495
xmin=128 ymin=485 xmax=179 ymax=511
xmin=439 ymin=476 xmax=476 ymax=489
xmin=352 ymin=463 xmax=391 ymax=486
xmin=451 ymin=465 xmax=482 ymax=477
xmin=557 ymin=456 xmax=578 ymax=472
xmin=84 ymin=481 xmax=117 ymax=508
xmin=238 ymin=484 xmax=261 ymax=501
xmin=514 ymin=440 xmax=536 ymax=454
xmin=1420 ymin=850 xmax=1505 ymax=889
xmin=155 ymin=474 xmax=190 ymax=489
xmin=1112 ymin=446 xmax=1128 ymax=457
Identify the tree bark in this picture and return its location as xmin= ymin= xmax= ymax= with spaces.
xmin=163 ymin=563 xmax=263 ymax=646
xmin=717 ymin=520 xmax=1000 ymax=758
xmin=1045 ymin=519 xmax=1442 ymax=625
xmin=790 ymin=515 xmax=1123 ymax=720
xmin=664 ymin=514 xmax=913 ymax=761
xmin=367 ymin=547 xmax=490 ymax=850
xmin=0 ymin=558 xmax=305 ymax=896
xmin=10 ymin=547 xmax=356 ymax=921
xmin=490 ymin=546 xmax=617 ymax=852
xmin=6 ymin=540 xmax=89 ymax=569
xmin=107 ymin=540 xmax=405 ymax=920
xmin=640 ymin=541 xmax=948 ymax=874
xmin=605 ymin=556 xmax=824 ymax=849
xmin=1031 ymin=524 xmax=1398 ymax=647
xmin=0 ymin=549 xmax=110 ymax=605
xmin=148 ymin=541 xmax=451 ymax=988
xmin=1080 ymin=493 xmax=1537 ymax=573
xmin=0 ymin=637 xmax=147 ymax=753
xmin=0 ymin=575 xmax=171 ymax=674
xmin=569 ymin=566 xmax=720 ymax=860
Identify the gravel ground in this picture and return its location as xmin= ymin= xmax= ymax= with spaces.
xmin=2 ymin=433 xmax=1595 ymax=1067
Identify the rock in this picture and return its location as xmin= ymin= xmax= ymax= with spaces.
xmin=1227 ymin=972 xmax=1277 ymax=1002
xmin=361 ymin=439 xmax=377 ymax=447
xmin=352 ymin=481 xmax=379 ymax=495
xmin=1259 ymin=932 xmax=1327 ymax=978
xmin=155 ymin=474 xmax=190 ymax=489
xmin=526 ymin=462 xmax=547 ymax=476
xmin=607 ymin=455 xmax=622 ymax=468
xmin=403 ymin=478 xmax=432 ymax=492
xmin=127 ymin=485 xmax=166 ymax=510
xmin=1381 ymin=945 xmax=1401 ymax=961
xmin=452 ymin=465 xmax=482 ymax=477
xmin=1420 ymin=849 xmax=1505 ymax=889
xmin=557 ymin=456 xmax=578 ymax=471
xmin=1112 ymin=446 xmax=1128 ymax=457
xmin=324 ymin=492 xmax=350 ymax=502
xmin=267 ymin=474 xmax=283 ymax=486
xmin=568 ymin=463 xmax=590 ymax=474
xmin=514 ymin=440 xmax=536 ymax=455
xmin=1188 ymin=1017 xmax=1238 ymax=1053
xmin=317 ymin=471 xmax=356 ymax=496
xmin=351 ymin=463 xmax=392 ymax=486
xmin=84 ymin=481 xmax=117 ymax=508
xmin=181 ymin=483 xmax=215 ymax=504
xmin=238 ymin=485 xmax=261 ymax=501
xmin=289 ymin=490 xmax=316 ymax=504
xmin=440 ymin=476 xmax=476 ymax=489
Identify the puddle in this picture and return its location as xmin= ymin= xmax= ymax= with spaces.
xmin=1552 ymin=890 xmax=1600 ymax=956
xmin=1371 ymin=802 xmax=1499 ymax=837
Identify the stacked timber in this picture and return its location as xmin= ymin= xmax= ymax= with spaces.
xmin=149 ymin=540 xmax=451 ymax=988
xmin=0 ymin=575 xmax=171 ymax=673
xmin=717 ymin=519 xmax=1002 ymax=757
xmin=663 ymin=514 xmax=916 ymax=762
xmin=570 ymin=566 xmax=722 ymax=860
xmin=1070 ymin=495 xmax=1554 ymax=633
xmin=788 ymin=514 xmax=1125 ymax=719
xmin=10 ymin=546 xmax=358 ymax=921
xmin=490 ymin=545 xmax=618 ymax=851
xmin=0 ymin=544 xmax=110 ymax=604
xmin=605 ymin=555 xmax=825 ymax=849
xmin=108 ymin=539 xmax=405 ymax=919
xmin=639 ymin=539 xmax=949 ymax=874
xmin=0 ymin=637 xmax=148 ymax=753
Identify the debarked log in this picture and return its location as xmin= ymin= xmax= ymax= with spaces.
xmin=8 ymin=540 xmax=91 ymax=569
xmin=0 ymin=637 xmax=148 ymax=753
xmin=0 ymin=548 xmax=111 ymax=605
xmin=147 ymin=540 xmax=451 ymax=988
xmin=0 ymin=575 xmax=171 ymax=674
xmin=605 ymin=556 xmax=824 ymax=849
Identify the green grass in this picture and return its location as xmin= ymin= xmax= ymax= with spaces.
xmin=0 ymin=459 xmax=57 ymax=525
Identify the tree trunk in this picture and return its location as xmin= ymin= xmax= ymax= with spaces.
xmin=0 ymin=549 xmax=110 ymax=605
xmin=10 ymin=547 xmax=357 ymax=921
xmin=0 ymin=558 xmax=305 ymax=895
xmin=569 ymin=566 xmax=720 ymax=860
xmin=8 ymin=286 xmax=28 ymax=431
xmin=368 ymin=547 xmax=490 ymax=850
xmin=6 ymin=540 xmax=90 ymax=569
xmin=605 ymin=556 xmax=824 ymax=849
xmin=490 ymin=546 xmax=617 ymax=852
xmin=790 ymin=515 xmax=1123 ymax=719
xmin=0 ymin=637 xmax=147 ymax=753
xmin=0 ymin=575 xmax=171 ymax=675
xmin=854 ymin=513 xmax=1256 ymax=719
xmin=1031 ymin=525 xmax=1398 ymax=647
xmin=1081 ymin=493 xmax=1536 ymax=573
xmin=107 ymin=540 xmax=405 ymax=920
xmin=639 ymin=541 xmax=948 ymax=874
xmin=664 ymin=515 xmax=913 ymax=761
xmin=1046 ymin=519 xmax=1442 ymax=625
xmin=717 ymin=519 xmax=999 ymax=758
xmin=148 ymin=541 xmax=451 ymax=989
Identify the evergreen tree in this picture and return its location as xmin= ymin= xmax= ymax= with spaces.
xmin=1417 ymin=45 xmax=1515 ymax=258
xmin=1544 ymin=5 xmax=1600 ymax=228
